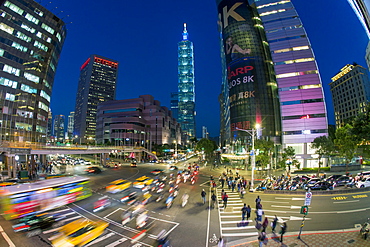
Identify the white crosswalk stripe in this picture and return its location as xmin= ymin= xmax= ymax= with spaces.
xmin=217 ymin=188 xmax=259 ymax=238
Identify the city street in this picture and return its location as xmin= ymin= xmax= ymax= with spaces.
xmin=0 ymin=162 xmax=369 ymax=247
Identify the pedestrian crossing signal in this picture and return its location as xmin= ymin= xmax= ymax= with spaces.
xmin=300 ymin=206 xmax=308 ymax=215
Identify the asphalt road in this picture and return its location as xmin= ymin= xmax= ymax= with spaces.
xmin=0 ymin=161 xmax=369 ymax=247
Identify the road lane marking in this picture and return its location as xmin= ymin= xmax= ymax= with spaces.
xmin=0 ymin=226 xmax=16 ymax=247
xmin=333 ymin=200 xmax=359 ymax=204
xmin=222 ymin=226 xmax=256 ymax=230
xmin=222 ymin=232 xmax=258 ymax=237
xmin=271 ymin=205 xmax=301 ymax=209
xmin=106 ymin=237 xmax=128 ymax=247
xmin=84 ymin=232 xmax=115 ymax=247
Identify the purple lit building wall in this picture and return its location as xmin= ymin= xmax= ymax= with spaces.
xmin=255 ymin=0 xmax=328 ymax=168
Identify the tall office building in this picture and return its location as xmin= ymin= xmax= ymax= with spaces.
xmin=53 ymin=114 xmax=64 ymax=142
xmin=177 ymin=24 xmax=196 ymax=139
xmin=254 ymin=0 xmax=328 ymax=167
xmin=216 ymin=0 xmax=282 ymax=153
xmin=0 ymin=0 xmax=66 ymax=143
xmin=347 ymin=1 xmax=370 ymax=70
xmin=67 ymin=111 xmax=74 ymax=141
xmin=330 ymin=63 xmax=370 ymax=127
xmin=73 ymin=55 xmax=118 ymax=143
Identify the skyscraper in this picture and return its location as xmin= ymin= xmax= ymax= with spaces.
xmin=67 ymin=111 xmax=74 ymax=141
xmin=177 ymin=23 xmax=196 ymax=139
xmin=254 ymin=0 xmax=328 ymax=167
xmin=53 ymin=114 xmax=65 ymax=143
xmin=217 ymin=0 xmax=282 ymax=151
xmin=0 ymin=0 xmax=66 ymax=143
xmin=170 ymin=92 xmax=178 ymax=120
xmin=347 ymin=0 xmax=370 ymax=70
xmin=73 ymin=55 xmax=118 ymax=143
xmin=330 ymin=63 xmax=370 ymax=127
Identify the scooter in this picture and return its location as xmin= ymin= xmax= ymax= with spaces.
xmin=93 ymin=196 xmax=111 ymax=212
xmin=360 ymin=219 xmax=370 ymax=240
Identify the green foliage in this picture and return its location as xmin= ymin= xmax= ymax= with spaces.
xmin=311 ymin=135 xmax=335 ymax=175
xmin=255 ymin=139 xmax=274 ymax=169
xmin=351 ymin=103 xmax=370 ymax=143
xmin=334 ymin=124 xmax=358 ymax=172
xmin=298 ymin=167 xmax=330 ymax=172
xmin=195 ymin=138 xmax=217 ymax=158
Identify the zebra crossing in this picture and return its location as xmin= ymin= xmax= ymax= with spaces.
xmin=40 ymin=207 xmax=151 ymax=247
xmin=217 ymin=189 xmax=259 ymax=238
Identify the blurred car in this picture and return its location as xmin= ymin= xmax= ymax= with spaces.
xmin=150 ymin=169 xmax=163 ymax=175
xmin=326 ymin=174 xmax=343 ymax=181
xmin=169 ymin=166 xmax=178 ymax=171
xmin=130 ymin=162 xmax=137 ymax=167
xmin=85 ymin=166 xmax=102 ymax=174
xmin=307 ymin=181 xmax=331 ymax=190
xmin=120 ymin=191 xmax=137 ymax=204
xmin=356 ymin=177 xmax=370 ymax=188
xmin=12 ymin=213 xmax=64 ymax=237
xmin=303 ymin=178 xmax=321 ymax=190
xmin=133 ymin=176 xmax=154 ymax=189
xmin=106 ymin=179 xmax=132 ymax=193
xmin=51 ymin=218 xmax=108 ymax=247
xmin=334 ymin=175 xmax=352 ymax=186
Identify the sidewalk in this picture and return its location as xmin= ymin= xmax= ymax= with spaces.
xmin=221 ymin=228 xmax=364 ymax=247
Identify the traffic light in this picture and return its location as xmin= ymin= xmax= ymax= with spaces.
xmin=300 ymin=206 xmax=308 ymax=215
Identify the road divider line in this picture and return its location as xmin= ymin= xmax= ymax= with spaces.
xmin=0 ymin=225 xmax=15 ymax=247
xmin=84 ymin=232 xmax=115 ymax=247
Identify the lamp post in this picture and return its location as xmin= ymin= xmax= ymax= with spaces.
xmin=236 ymin=124 xmax=260 ymax=190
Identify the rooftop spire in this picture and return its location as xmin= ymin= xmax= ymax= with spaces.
xmin=182 ymin=23 xmax=188 ymax=40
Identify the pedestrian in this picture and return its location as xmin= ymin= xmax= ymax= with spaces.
xmin=246 ymin=205 xmax=251 ymax=220
xmin=220 ymin=177 xmax=225 ymax=188
xmin=271 ymin=215 xmax=278 ymax=232
xmin=231 ymin=181 xmax=236 ymax=192
xmin=256 ymin=208 xmax=263 ymax=222
xmin=222 ymin=192 xmax=228 ymax=208
xmin=240 ymin=187 xmax=246 ymax=198
xmin=211 ymin=193 xmax=217 ymax=208
xmin=241 ymin=203 xmax=248 ymax=221
xmin=257 ymin=232 xmax=266 ymax=247
xmin=262 ymin=217 xmax=268 ymax=232
xmin=255 ymin=196 xmax=261 ymax=209
xmin=280 ymin=222 xmax=287 ymax=243
xmin=201 ymin=189 xmax=206 ymax=204
xmin=218 ymin=236 xmax=226 ymax=247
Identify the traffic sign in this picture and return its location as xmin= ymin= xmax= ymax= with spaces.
xmin=300 ymin=205 xmax=308 ymax=215
xmin=304 ymin=191 xmax=312 ymax=206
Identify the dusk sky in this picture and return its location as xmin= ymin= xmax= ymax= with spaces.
xmin=47 ymin=0 xmax=368 ymax=138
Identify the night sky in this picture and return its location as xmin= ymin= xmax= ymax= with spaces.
xmin=47 ymin=0 xmax=368 ymax=138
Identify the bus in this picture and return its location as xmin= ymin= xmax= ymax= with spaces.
xmin=0 ymin=175 xmax=91 ymax=220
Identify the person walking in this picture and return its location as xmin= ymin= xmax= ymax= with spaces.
xmin=280 ymin=222 xmax=287 ymax=243
xmin=222 ymin=192 xmax=228 ymax=208
xmin=241 ymin=203 xmax=248 ymax=221
xmin=246 ymin=205 xmax=251 ymax=221
xmin=271 ymin=215 xmax=278 ymax=233
xmin=262 ymin=217 xmax=268 ymax=233
xmin=211 ymin=193 xmax=217 ymax=208
xmin=240 ymin=187 xmax=246 ymax=198
xmin=231 ymin=181 xmax=236 ymax=192
xmin=220 ymin=177 xmax=225 ymax=188
xmin=255 ymin=196 xmax=261 ymax=209
xmin=256 ymin=208 xmax=263 ymax=222
xmin=201 ymin=189 xmax=206 ymax=204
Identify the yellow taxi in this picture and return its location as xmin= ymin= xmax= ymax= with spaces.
xmin=51 ymin=218 xmax=108 ymax=247
xmin=106 ymin=179 xmax=132 ymax=193
xmin=133 ymin=176 xmax=154 ymax=189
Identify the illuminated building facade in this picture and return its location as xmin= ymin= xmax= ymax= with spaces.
xmin=0 ymin=0 xmax=66 ymax=143
xmin=216 ymin=0 xmax=282 ymax=151
xmin=330 ymin=63 xmax=370 ymax=127
xmin=170 ymin=92 xmax=178 ymax=120
xmin=347 ymin=0 xmax=370 ymax=70
xmin=177 ymin=23 xmax=196 ymax=139
xmin=96 ymin=95 xmax=181 ymax=147
xmin=254 ymin=0 xmax=328 ymax=167
xmin=53 ymin=114 xmax=64 ymax=142
xmin=74 ymin=55 xmax=118 ymax=143
xmin=67 ymin=111 xmax=74 ymax=141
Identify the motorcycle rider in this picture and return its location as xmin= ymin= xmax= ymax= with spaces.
xmin=182 ymin=193 xmax=189 ymax=207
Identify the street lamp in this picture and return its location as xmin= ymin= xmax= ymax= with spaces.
xmin=236 ymin=124 xmax=261 ymax=191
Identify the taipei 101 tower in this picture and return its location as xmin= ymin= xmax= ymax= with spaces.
xmin=177 ymin=23 xmax=196 ymax=139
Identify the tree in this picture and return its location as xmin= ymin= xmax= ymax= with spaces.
xmin=334 ymin=124 xmax=358 ymax=173
xmin=311 ymin=135 xmax=335 ymax=176
xmin=281 ymin=146 xmax=296 ymax=174
xmin=255 ymin=139 xmax=275 ymax=174
xmin=351 ymin=103 xmax=370 ymax=143
xmin=195 ymin=138 xmax=217 ymax=161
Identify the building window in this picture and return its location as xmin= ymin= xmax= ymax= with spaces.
xmin=4 ymin=1 xmax=24 ymax=15
xmin=16 ymin=31 xmax=31 ymax=42
xmin=34 ymin=8 xmax=43 ymax=17
xmin=0 ymin=77 xmax=17 ymax=88
xmin=40 ymin=90 xmax=50 ymax=102
xmin=41 ymin=23 xmax=55 ymax=34
xmin=0 ymin=23 xmax=14 ymax=34
xmin=5 ymin=92 xmax=15 ymax=101
xmin=21 ymin=83 xmax=37 ymax=93
xmin=11 ymin=42 xmax=28 ymax=52
xmin=24 ymin=72 xmax=39 ymax=83
xmin=38 ymin=101 xmax=48 ymax=111
xmin=25 ymin=13 xmax=39 ymax=24
xmin=34 ymin=40 xmax=48 ymax=52
xmin=3 ymin=64 xmax=20 ymax=76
